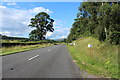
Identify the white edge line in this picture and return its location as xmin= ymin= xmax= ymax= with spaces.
xmin=28 ymin=55 xmax=39 ymax=61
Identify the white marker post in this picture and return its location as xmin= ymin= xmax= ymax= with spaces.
xmin=88 ymin=44 xmax=92 ymax=48
xmin=88 ymin=44 xmax=92 ymax=56
xmin=73 ymin=43 xmax=76 ymax=46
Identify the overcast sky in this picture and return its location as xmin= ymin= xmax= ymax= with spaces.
xmin=0 ymin=2 xmax=80 ymax=39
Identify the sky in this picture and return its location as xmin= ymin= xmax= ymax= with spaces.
xmin=0 ymin=2 xmax=81 ymax=39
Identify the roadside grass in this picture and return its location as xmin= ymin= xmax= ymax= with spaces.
xmin=67 ymin=37 xmax=119 ymax=79
xmin=0 ymin=44 xmax=53 ymax=56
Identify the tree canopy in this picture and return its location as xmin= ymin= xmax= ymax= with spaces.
xmin=28 ymin=12 xmax=54 ymax=40
xmin=67 ymin=2 xmax=120 ymax=45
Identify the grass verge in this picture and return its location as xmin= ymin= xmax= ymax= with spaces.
xmin=0 ymin=44 xmax=53 ymax=56
xmin=67 ymin=37 xmax=119 ymax=79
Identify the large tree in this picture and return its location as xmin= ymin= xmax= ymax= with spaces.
xmin=28 ymin=12 xmax=54 ymax=40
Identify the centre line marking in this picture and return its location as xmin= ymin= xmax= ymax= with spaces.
xmin=48 ymin=49 xmax=51 ymax=51
xmin=28 ymin=55 xmax=39 ymax=61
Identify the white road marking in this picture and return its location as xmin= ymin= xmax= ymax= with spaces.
xmin=28 ymin=55 xmax=39 ymax=61
xmin=48 ymin=49 xmax=51 ymax=51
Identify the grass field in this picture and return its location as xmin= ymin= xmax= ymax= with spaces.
xmin=67 ymin=37 xmax=119 ymax=79
xmin=0 ymin=44 xmax=53 ymax=56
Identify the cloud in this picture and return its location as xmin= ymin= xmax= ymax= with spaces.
xmin=29 ymin=7 xmax=53 ymax=14
xmin=0 ymin=5 xmax=6 ymax=8
xmin=7 ymin=2 xmax=16 ymax=6
xmin=46 ymin=32 xmax=53 ymax=38
xmin=0 ymin=5 xmax=53 ymax=37
xmin=61 ymin=36 xmax=66 ymax=39
xmin=0 ymin=31 xmax=11 ymax=36
xmin=0 ymin=5 xmax=70 ymax=39
xmin=46 ymin=19 xmax=70 ymax=39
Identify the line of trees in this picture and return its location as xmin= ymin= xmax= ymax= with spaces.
xmin=67 ymin=2 xmax=120 ymax=45
xmin=0 ymin=34 xmax=29 ymax=41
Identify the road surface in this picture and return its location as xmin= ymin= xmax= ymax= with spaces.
xmin=2 ymin=44 xmax=82 ymax=78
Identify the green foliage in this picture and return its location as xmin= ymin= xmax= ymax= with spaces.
xmin=0 ymin=34 xmax=29 ymax=41
xmin=29 ymin=12 xmax=54 ymax=40
xmin=67 ymin=37 xmax=119 ymax=78
xmin=2 ymin=40 xmax=58 ymax=47
xmin=67 ymin=2 xmax=120 ymax=45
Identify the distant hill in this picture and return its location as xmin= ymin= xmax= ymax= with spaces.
xmin=54 ymin=38 xmax=66 ymax=42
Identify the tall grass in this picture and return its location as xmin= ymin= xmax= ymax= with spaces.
xmin=67 ymin=37 xmax=119 ymax=79
xmin=0 ymin=44 xmax=53 ymax=56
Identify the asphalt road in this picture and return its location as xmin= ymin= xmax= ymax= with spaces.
xmin=2 ymin=44 xmax=82 ymax=78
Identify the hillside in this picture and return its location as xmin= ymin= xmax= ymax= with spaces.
xmin=67 ymin=37 xmax=119 ymax=79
